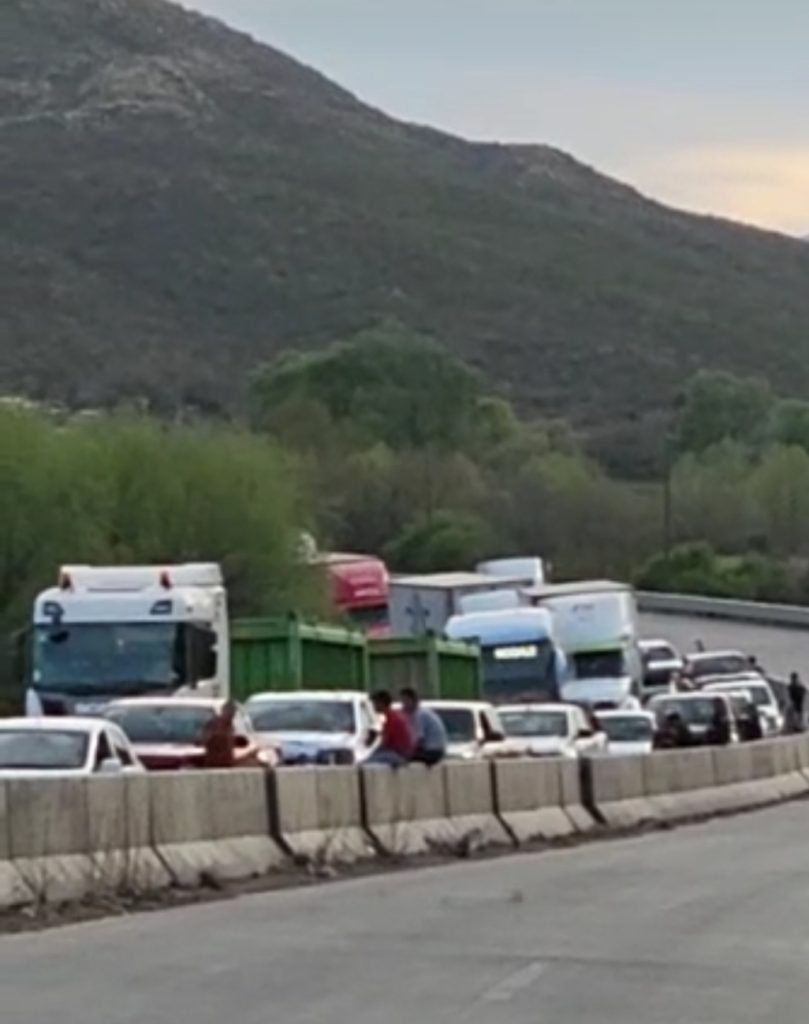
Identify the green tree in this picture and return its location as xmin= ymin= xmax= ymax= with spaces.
xmin=250 ymin=323 xmax=482 ymax=450
xmin=677 ymin=370 xmax=772 ymax=454
xmin=770 ymin=399 xmax=809 ymax=451
xmin=750 ymin=445 xmax=809 ymax=556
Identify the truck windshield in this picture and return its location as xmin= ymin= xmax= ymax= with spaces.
xmin=481 ymin=640 xmax=558 ymax=703
xmin=572 ymin=650 xmax=625 ymax=679
xmin=33 ymin=623 xmax=181 ymax=695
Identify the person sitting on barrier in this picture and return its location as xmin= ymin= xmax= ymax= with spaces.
xmin=705 ymin=703 xmax=731 ymax=747
xmin=365 ymin=690 xmax=415 ymax=767
xmin=656 ymin=710 xmax=693 ymax=749
xmin=400 ymin=687 xmax=448 ymax=767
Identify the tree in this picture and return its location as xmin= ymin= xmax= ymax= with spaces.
xmin=250 ymin=322 xmax=482 ymax=450
xmin=677 ymin=370 xmax=772 ymax=454
xmin=770 ymin=399 xmax=809 ymax=451
xmin=750 ymin=445 xmax=809 ymax=556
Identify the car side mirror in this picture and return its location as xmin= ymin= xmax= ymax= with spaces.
xmin=98 ymin=757 xmax=124 ymax=775
xmin=577 ymin=729 xmax=594 ymax=740
xmin=233 ymin=734 xmax=250 ymax=750
xmin=485 ymin=731 xmax=505 ymax=744
xmin=366 ymin=728 xmax=379 ymax=745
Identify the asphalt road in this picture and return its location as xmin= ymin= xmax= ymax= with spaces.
xmin=4 ymin=802 xmax=809 ymax=1022
xmin=639 ymin=611 xmax=809 ymax=679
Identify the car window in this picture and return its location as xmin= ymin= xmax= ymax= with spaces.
xmin=110 ymin=730 xmax=134 ymax=766
xmin=359 ymin=703 xmax=372 ymax=736
xmin=95 ymin=730 xmax=113 ymax=769
xmin=0 ymin=730 xmax=89 ymax=770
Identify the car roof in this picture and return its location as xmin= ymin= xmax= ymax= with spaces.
xmin=639 ymin=639 xmax=676 ymax=649
xmin=649 ymin=692 xmax=728 ymax=704
xmin=424 ymin=700 xmax=495 ymax=712
xmin=705 ymin=679 xmax=769 ymax=691
xmin=685 ymin=650 xmax=745 ymax=661
xmin=597 ymin=709 xmax=655 ymax=721
xmin=498 ymin=703 xmax=575 ymax=714
xmin=0 ymin=716 xmax=111 ymax=733
xmin=245 ymin=690 xmax=366 ymax=703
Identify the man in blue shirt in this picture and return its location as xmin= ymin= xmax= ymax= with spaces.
xmin=400 ymin=687 xmax=448 ymax=766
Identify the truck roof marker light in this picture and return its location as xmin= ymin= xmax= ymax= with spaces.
xmin=59 ymin=571 xmax=72 ymax=591
xmin=160 ymin=570 xmax=172 ymax=589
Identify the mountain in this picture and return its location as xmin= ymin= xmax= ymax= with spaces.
xmin=3 ymin=0 xmax=809 ymax=445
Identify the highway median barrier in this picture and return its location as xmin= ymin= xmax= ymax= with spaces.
xmin=492 ymin=759 xmax=577 ymax=844
xmin=587 ymin=755 xmax=660 ymax=828
xmin=151 ymin=769 xmax=283 ymax=887
xmin=443 ymin=761 xmax=513 ymax=852
xmin=642 ymin=748 xmax=723 ymax=820
xmin=271 ymin=766 xmax=373 ymax=866
xmin=559 ymin=758 xmax=597 ymax=832
xmin=360 ymin=764 xmax=454 ymax=857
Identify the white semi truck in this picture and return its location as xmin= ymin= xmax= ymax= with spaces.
xmin=523 ymin=580 xmax=641 ymax=710
xmin=25 ymin=564 xmax=229 ymax=717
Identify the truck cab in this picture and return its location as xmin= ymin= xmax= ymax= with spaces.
xmin=25 ymin=564 xmax=227 ymax=717
xmin=444 ymin=606 xmax=566 ymax=705
xmin=525 ymin=581 xmax=642 ymax=710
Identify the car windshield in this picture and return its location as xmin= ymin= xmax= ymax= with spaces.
xmin=688 ymin=654 xmax=748 ymax=679
xmin=432 ymin=708 xmax=476 ymax=743
xmin=500 ymin=710 xmax=568 ymax=738
xmin=652 ymin=698 xmax=723 ymax=726
xmin=0 ymin=730 xmax=89 ymax=769
xmin=248 ymin=700 xmax=355 ymax=734
xmin=599 ymin=716 xmax=654 ymax=742
xmin=33 ymin=622 xmax=181 ymax=695
xmin=105 ymin=705 xmax=214 ymax=745
xmin=643 ymin=645 xmax=675 ymax=663
xmin=573 ymin=650 xmax=624 ymax=679
xmin=712 ymin=684 xmax=770 ymax=708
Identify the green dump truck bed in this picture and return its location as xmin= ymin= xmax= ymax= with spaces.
xmin=368 ymin=634 xmax=482 ymax=701
xmin=230 ymin=615 xmax=370 ymax=702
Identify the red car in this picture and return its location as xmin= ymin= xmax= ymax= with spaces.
xmin=104 ymin=697 xmax=279 ymax=770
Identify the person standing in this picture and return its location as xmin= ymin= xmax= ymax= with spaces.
xmin=366 ymin=691 xmax=414 ymax=767
xmin=788 ymin=672 xmax=806 ymax=732
xmin=400 ymin=688 xmax=448 ymax=766
xmin=200 ymin=699 xmax=238 ymax=768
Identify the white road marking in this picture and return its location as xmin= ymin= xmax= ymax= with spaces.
xmin=482 ymin=961 xmax=547 ymax=1002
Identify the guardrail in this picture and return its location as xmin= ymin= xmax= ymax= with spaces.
xmin=3 ymin=736 xmax=809 ymax=912
xmin=637 ymin=591 xmax=809 ymax=629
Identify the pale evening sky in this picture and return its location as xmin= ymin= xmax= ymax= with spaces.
xmin=188 ymin=0 xmax=809 ymax=235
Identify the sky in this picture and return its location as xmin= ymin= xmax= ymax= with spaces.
xmin=188 ymin=0 xmax=809 ymax=235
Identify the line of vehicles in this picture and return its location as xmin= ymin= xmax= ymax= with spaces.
xmin=0 ymin=556 xmax=793 ymax=779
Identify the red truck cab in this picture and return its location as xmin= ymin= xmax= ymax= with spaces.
xmin=319 ymin=553 xmax=390 ymax=636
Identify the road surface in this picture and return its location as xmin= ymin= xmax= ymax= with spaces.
xmin=4 ymin=802 xmax=809 ymax=1022
xmin=640 ymin=611 xmax=809 ymax=679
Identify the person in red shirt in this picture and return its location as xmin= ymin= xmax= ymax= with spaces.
xmin=366 ymin=690 xmax=414 ymax=766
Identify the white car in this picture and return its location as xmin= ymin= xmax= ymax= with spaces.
xmin=703 ymin=678 xmax=784 ymax=737
xmin=596 ymin=710 xmax=656 ymax=756
xmin=424 ymin=700 xmax=523 ymax=760
xmin=245 ymin=690 xmax=378 ymax=765
xmin=639 ymin=639 xmax=683 ymax=696
xmin=498 ymin=703 xmax=607 ymax=758
xmin=684 ymin=650 xmax=754 ymax=685
xmin=0 ymin=717 xmax=144 ymax=779
xmin=105 ymin=697 xmax=277 ymax=771
xmin=648 ymin=692 xmax=739 ymax=745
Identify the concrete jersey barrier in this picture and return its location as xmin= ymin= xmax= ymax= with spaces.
xmin=360 ymin=764 xmax=454 ymax=857
xmin=492 ymin=759 xmax=576 ymax=843
xmin=586 ymin=755 xmax=660 ymax=828
xmin=443 ymin=761 xmax=513 ymax=852
xmin=271 ymin=766 xmax=373 ymax=865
